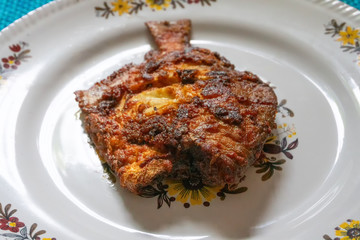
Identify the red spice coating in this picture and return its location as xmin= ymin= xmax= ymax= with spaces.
xmin=75 ymin=19 xmax=277 ymax=194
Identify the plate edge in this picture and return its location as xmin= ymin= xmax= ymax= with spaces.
xmin=1 ymin=0 xmax=360 ymax=44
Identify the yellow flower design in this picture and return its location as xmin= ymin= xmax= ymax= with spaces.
xmin=166 ymin=178 xmax=221 ymax=207
xmin=146 ymin=0 xmax=171 ymax=11
xmin=335 ymin=220 xmax=360 ymax=240
xmin=337 ymin=26 xmax=360 ymax=45
xmin=111 ymin=0 xmax=131 ymax=15
xmin=276 ymin=122 xmax=297 ymax=138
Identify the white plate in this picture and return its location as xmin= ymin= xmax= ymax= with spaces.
xmin=1 ymin=0 xmax=360 ymax=239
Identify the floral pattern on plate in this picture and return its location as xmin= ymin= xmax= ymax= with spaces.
xmin=255 ymin=122 xmax=298 ymax=181
xmin=0 ymin=42 xmax=31 ymax=81
xmin=323 ymin=219 xmax=360 ymax=240
xmin=101 ymin=99 xmax=299 ymax=208
xmin=0 ymin=203 xmax=55 ymax=240
xmin=95 ymin=0 xmax=217 ymax=18
xmin=324 ymin=19 xmax=360 ymax=66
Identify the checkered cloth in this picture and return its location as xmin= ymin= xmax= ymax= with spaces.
xmin=0 ymin=0 xmax=359 ymax=30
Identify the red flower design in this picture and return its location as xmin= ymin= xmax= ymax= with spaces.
xmin=2 ymin=56 xmax=21 ymax=70
xmin=9 ymin=44 xmax=21 ymax=52
xmin=0 ymin=217 xmax=25 ymax=232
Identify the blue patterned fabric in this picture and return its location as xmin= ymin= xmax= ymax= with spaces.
xmin=0 ymin=0 xmax=55 ymax=30
xmin=345 ymin=0 xmax=360 ymax=8
xmin=0 ymin=0 xmax=359 ymax=30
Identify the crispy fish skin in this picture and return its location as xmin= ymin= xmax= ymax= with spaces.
xmin=75 ymin=19 xmax=277 ymax=194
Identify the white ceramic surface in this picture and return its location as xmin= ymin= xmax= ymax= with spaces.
xmin=1 ymin=0 xmax=360 ymax=239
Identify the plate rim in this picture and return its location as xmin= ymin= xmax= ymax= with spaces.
xmin=1 ymin=1 xmax=360 ymax=240
xmin=1 ymin=0 xmax=360 ymax=39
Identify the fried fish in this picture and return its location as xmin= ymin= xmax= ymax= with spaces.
xmin=75 ymin=19 xmax=277 ymax=194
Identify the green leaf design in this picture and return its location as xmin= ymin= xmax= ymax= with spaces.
xmin=272 ymin=159 xmax=286 ymax=165
xmin=255 ymin=158 xmax=286 ymax=181
xmin=4 ymin=204 xmax=11 ymax=217
xmin=322 ymin=234 xmax=333 ymax=240
xmin=101 ymin=162 xmax=117 ymax=184
xmin=256 ymin=166 xmax=270 ymax=173
xmin=139 ymin=185 xmax=161 ymax=198
xmin=218 ymin=184 xmax=248 ymax=199
xmin=33 ymin=230 xmax=46 ymax=239
xmin=272 ymin=166 xmax=282 ymax=171
xmin=261 ymin=168 xmax=274 ymax=181
xmin=228 ymin=187 xmax=247 ymax=194
xmin=16 ymin=50 xmax=31 ymax=61
xmin=0 ymin=203 xmax=5 ymax=218
xmin=29 ymin=223 xmax=37 ymax=238
xmin=139 ymin=183 xmax=171 ymax=209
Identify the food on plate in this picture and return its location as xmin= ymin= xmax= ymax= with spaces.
xmin=75 ymin=19 xmax=278 ymax=194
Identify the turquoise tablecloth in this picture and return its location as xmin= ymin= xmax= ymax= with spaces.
xmin=0 ymin=0 xmax=360 ymax=31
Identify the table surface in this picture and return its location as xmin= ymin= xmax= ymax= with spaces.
xmin=0 ymin=0 xmax=359 ymax=31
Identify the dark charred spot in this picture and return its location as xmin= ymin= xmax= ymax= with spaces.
xmin=182 ymin=50 xmax=217 ymax=66
xmin=220 ymin=56 xmax=234 ymax=69
xmin=98 ymin=100 xmax=117 ymax=114
xmin=123 ymin=115 xmax=177 ymax=149
xmin=192 ymin=96 xmax=203 ymax=106
xmin=122 ymin=120 xmax=143 ymax=144
xmin=226 ymin=111 xmax=243 ymax=125
xmin=201 ymin=82 xmax=228 ymax=98
xmin=174 ymin=125 xmax=189 ymax=139
xmin=170 ymin=51 xmax=184 ymax=64
xmin=212 ymin=106 xmax=242 ymax=125
xmin=213 ymin=52 xmax=221 ymax=60
xmin=136 ymin=116 xmax=178 ymax=149
xmin=149 ymin=128 xmax=163 ymax=137
xmin=177 ymin=107 xmax=189 ymax=119
xmin=177 ymin=69 xmax=198 ymax=84
xmin=97 ymin=88 xmax=123 ymax=114
xmin=177 ymin=104 xmax=199 ymax=119
xmin=207 ymin=71 xmax=228 ymax=77
xmin=145 ymin=61 xmax=161 ymax=73
xmin=143 ymin=117 xmax=168 ymax=137
xmin=214 ymin=107 xmax=228 ymax=117
xmin=102 ymin=87 xmax=122 ymax=101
